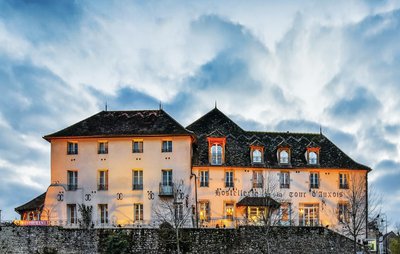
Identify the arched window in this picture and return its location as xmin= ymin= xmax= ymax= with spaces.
xmin=211 ymin=144 xmax=223 ymax=165
xmin=252 ymin=149 xmax=262 ymax=163
xmin=308 ymin=151 xmax=318 ymax=164
xmin=279 ymin=150 xmax=289 ymax=164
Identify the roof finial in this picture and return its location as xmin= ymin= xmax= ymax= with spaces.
xmin=159 ymin=101 xmax=162 ymax=110
xmin=215 ymin=100 xmax=217 ymax=109
xmin=105 ymin=101 xmax=108 ymax=111
xmin=320 ymin=125 xmax=322 ymax=135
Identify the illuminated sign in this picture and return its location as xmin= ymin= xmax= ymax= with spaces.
xmin=366 ymin=239 xmax=377 ymax=252
xmin=13 ymin=220 xmax=49 ymax=226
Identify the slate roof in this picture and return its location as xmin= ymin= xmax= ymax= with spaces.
xmin=15 ymin=192 xmax=46 ymax=214
xmin=44 ymin=110 xmax=194 ymax=141
xmin=187 ymin=108 xmax=371 ymax=171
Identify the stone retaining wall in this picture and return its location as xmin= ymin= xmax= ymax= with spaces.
xmin=0 ymin=225 xmax=362 ymax=253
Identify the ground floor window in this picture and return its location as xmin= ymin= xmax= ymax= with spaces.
xmin=247 ymin=207 xmax=266 ymax=222
xmin=299 ymin=203 xmax=319 ymax=226
xmin=199 ymin=201 xmax=210 ymax=222
xmin=134 ymin=203 xmax=143 ymax=221
xmin=67 ymin=204 xmax=77 ymax=224
xmin=225 ymin=202 xmax=234 ymax=221
xmin=98 ymin=204 xmax=108 ymax=224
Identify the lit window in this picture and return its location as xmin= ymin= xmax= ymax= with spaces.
xmin=67 ymin=142 xmax=78 ymax=155
xmin=310 ymin=172 xmax=319 ymax=189
xmin=134 ymin=203 xmax=143 ymax=221
xmin=252 ymin=171 xmax=263 ymax=188
xmin=67 ymin=204 xmax=77 ymax=224
xmin=132 ymin=140 xmax=143 ymax=153
xmin=225 ymin=203 xmax=234 ymax=220
xmin=339 ymin=173 xmax=349 ymax=189
xmin=211 ymin=144 xmax=223 ymax=165
xmin=98 ymin=141 xmax=108 ymax=154
xmin=338 ymin=202 xmax=350 ymax=223
xmin=98 ymin=170 xmax=108 ymax=191
xmin=252 ymin=149 xmax=262 ymax=163
xmin=208 ymin=137 xmax=226 ymax=165
xmin=67 ymin=171 xmax=78 ymax=191
xmin=225 ymin=171 xmax=234 ymax=188
xmin=247 ymin=207 xmax=265 ymax=222
xmin=299 ymin=203 xmax=319 ymax=226
xmin=280 ymin=171 xmax=290 ymax=189
xmin=199 ymin=201 xmax=210 ymax=222
xmin=98 ymin=204 xmax=108 ymax=224
xmin=279 ymin=150 xmax=289 ymax=164
xmin=200 ymin=170 xmax=209 ymax=187
xmin=162 ymin=140 xmax=172 ymax=153
xmin=308 ymin=152 xmax=317 ymax=164
xmin=132 ymin=170 xmax=143 ymax=190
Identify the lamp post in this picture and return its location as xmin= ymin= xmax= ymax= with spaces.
xmin=380 ymin=214 xmax=388 ymax=254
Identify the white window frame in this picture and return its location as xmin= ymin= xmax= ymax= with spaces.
xmin=162 ymin=140 xmax=172 ymax=153
xmin=134 ymin=203 xmax=143 ymax=222
xmin=211 ymin=144 xmax=223 ymax=165
xmin=279 ymin=150 xmax=289 ymax=164
xmin=67 ymin=142 xmax=78 ymax=155
xmin=200 ymin=170 xmax=209 ymax=187
xmin=252 ymin=149 xmax=262 ymax=163
xmin=225 ymin=171 xmax=234 ymax=188
xmin=132 ymin=170 xmax=143 ymax=190
xmin=67 ymin=204 xmax=77 ymax=224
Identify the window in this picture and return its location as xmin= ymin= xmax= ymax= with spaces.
xmin=134 ymin=203 xmax=143 ymax=221
xmin=279 ymin=149 xmax=289 ymax=164
xmin=67 ymin=171 xmax=78 ymax=191
xmin=310 ymin=172 xmax=319 ymax=189
xmin=162 ymin=140 xmax=172 ymax=153
xmin=339 ymin=173 xmax=349 ymax=189
xmin=338 ymin=202 xmax=350 ymax=223
xmin=299 ymin=203 xmax=319 ymax=226
xmin=98 ymin=141 xmax=108 ymax=154
xmin=132 ymin=140 xmax=143 ymax=153
xmin=199 ymin=170 xmax=209 ymax=187
xmin=132 ymin=170 xmax=143 ymax=190
xmin=160 ymin=170 xmax=173 ymax=195
xmin=98 ymin=170 xmax=108 ymax=191
xmin=251 ymin=146 xmax=263 ymax=164
xmin=67 ymin=142 xmax=78 ymax=155
xmin=225 ymin=202 xmax=234 ymax=220
xmin=308 ymin=151 xmax=318 ymax=164
xmin=98 ymin=204 xmax=108 ymax=224
xmin=208 ymin=137 xmax=226 ymax=165
xmin=252 ymin=171 xmax=263 ymax=188
xmin=247 ymin=207 xmax=265 ymax=222
xmin=67 ymin=204 xmax=77 ymax=224
xmin=280 ymin=171 xmax=290 ymax=189
xmin=211 ymin=144 xmax=223 ymax=165
xmin=199 ymin=201 xmax=210 ymax=222
xmin=225 ymin=171 xmax=234 ymax=188
xmin=280 ymin=203 xmax=291 ymax=223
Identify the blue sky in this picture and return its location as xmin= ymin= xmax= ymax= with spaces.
xmin=0 ymin=0 xmax=399 ymax=228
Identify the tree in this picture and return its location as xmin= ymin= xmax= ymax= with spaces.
xmin=153 ymin=181 xmax=192 ymax=254
xmin=78 ymin=204 xmax=93 ymax=229
xmin=389 ymin=223 xmax=400 ymax=254
xmin=333 ymin=173 xmax=382 ymax=254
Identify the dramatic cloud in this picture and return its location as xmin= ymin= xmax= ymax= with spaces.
xmin=1 ymin=0 xmax=400 ymax=227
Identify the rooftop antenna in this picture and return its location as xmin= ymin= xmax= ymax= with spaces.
xmin=215 ymin=100 xmax=217 ymax=109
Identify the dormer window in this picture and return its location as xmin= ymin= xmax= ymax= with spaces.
xmin=278 ymin=149 xmax=290 ymax=164
xmin=306 ymin=147 xmax=320 ymax=165
xmin=250 ymin=146 xmax=264 ymax=164
xmin=208 ymin=137 xmax=226 ymax=165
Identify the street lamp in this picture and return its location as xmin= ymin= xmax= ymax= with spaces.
xmin=380 ymin=214 xmax=388 ymax=254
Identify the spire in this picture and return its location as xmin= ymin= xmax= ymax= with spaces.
xmin=105 ymin=101 xmax=108 ymax=111
xmin=159 ymin=101 xmax=163 ymax=110
xmin=320 ymin=125 xmax=322 ymax=135
xmin=215 ymin=100 xmax=217 ymax=109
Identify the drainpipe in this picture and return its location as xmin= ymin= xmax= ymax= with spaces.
xmin=189 ymin=140 xmax=199 ymax=228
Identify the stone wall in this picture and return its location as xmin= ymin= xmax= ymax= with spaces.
xmin=0 ymin=225 xmax=363 ymax=253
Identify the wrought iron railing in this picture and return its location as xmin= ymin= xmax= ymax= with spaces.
xmin=159 ymin=183 xmax=174 ymax=196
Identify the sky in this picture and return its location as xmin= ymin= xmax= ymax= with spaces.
xmin=0 ymin=0 xmax=399 ymax=229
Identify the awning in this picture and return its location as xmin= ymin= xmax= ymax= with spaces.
xmin=236 ymin=196 xmax=280 ymax=209
xmin=15 ymin=192 xmax=46 ymax=214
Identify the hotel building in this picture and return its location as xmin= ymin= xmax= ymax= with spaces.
xmin=15 ymin=107 xmax=370 ymax=234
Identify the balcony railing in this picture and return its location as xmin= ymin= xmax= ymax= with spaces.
xmin=310 ymin=183 xmax=319 ymax=189
xmin=159 ymin=183 xmax=174 ymax=196
xmin=98 ymin=184 xmax=108 ymax=191
xmin=339 ymin=184 xmax=349 ymax=189
xmin=98 ymin=149 xmax=108 ymax=154
xmin=133 ymin=184 xmax=143 ymax=190
xmin=252 ymin=182 xmax=263 ymax=189
xmin=67 ymin=184 xmax=78 ymax=191
xmin=280 ymin=183 xmax=290 ymax=189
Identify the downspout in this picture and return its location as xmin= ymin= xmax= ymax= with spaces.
xmin=365 ymin=171 xmax=369 ymax=239
xmin=189 ymin=137 xmax=199 ymax=228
